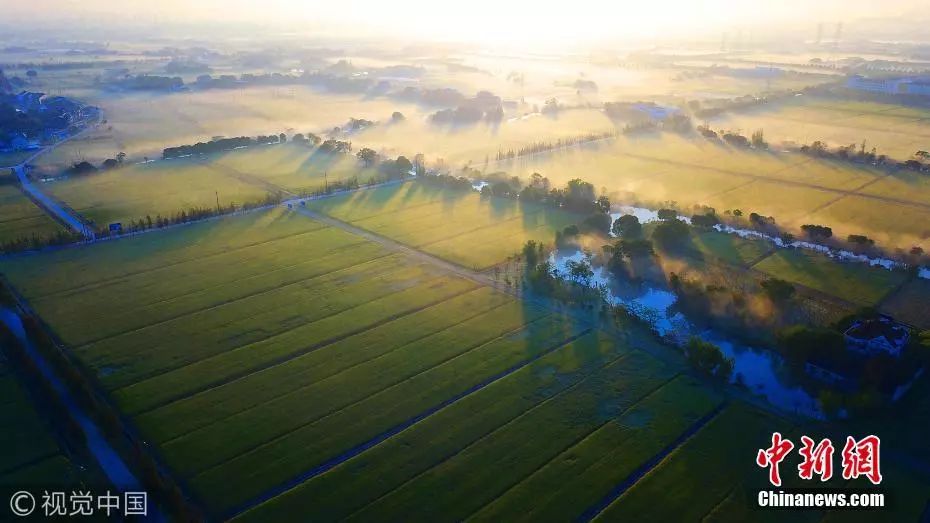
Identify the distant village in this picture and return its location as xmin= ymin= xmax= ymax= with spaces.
xmin=0 ymin=70 xmax=98 ymax=155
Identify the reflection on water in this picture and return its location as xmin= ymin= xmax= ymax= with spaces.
xmin=549 ymin=248 xmax=824 ymax=418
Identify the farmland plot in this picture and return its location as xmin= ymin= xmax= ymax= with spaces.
xmin=306 ymin=182 xmax=581 ymax=269
xmin=0 ymin=206 xmax=590 ymax=516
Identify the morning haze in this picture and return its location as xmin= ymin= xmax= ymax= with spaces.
xmin=0 ymin=1 xmax=928 ymax=521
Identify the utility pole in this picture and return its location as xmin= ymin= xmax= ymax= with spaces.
xmin=215 ymin=191 xmax=219 ymax=211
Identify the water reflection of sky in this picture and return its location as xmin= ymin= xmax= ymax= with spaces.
xmin=549 ymin=249 xmax=823 ymax=419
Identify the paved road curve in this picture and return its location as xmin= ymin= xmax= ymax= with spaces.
xmin=4 ymin=110 xmax=101 ymax=240
xmin=13 ymin=164 xmax=94 ymax=239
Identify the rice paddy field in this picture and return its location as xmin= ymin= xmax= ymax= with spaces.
xmin=880 ymin=277 xmax=930 ymax=330
xmin=750 ymin=249 xmax=909 ymax=306
xmin=708 ymin=97 xmax=930 ymax=160
xmin=207 ymin=144 xmax=381 ymax=194
xmin=42 ymin=157 xmax=274 ymax=227
xmin=2 ymin=178 xmax=928 ymax=520
xmin=496 ymin=134 xmax=930 ymax=251
xmin=428 ymin=53 xmax=833 ymax=106
xmin=0 ymin=205 xmax=702 ymax=519
xmin=653 ymin=227 xmax=774 ymax=269
xmin=0 ymin=355 xmax=88 ymax=489
xmin=31 ymin=88 xmax=424 ymax=171
xmin=355 ymin=106 xmax=617 ymax=166
xmin=31 ymin=85 xmax=618 ymax=172
xmin=0 ymin=182 xmax=65 ymax=242
xmin=305 ymin=181 xmax=582 ymax=269
xmin=0 ymin=150 xmax=34 ymax=168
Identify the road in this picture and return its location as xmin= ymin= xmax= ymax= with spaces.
xmin=5 ymin=110 xmax=102 ymax=240
xmin=13 ymin=164 xmax=94 ymax=239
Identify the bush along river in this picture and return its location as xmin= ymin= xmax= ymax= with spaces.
xmin=547 ymin=248 xmax=825 ymax=418
xmin=606 ymin=205 xmax=927 ymax=278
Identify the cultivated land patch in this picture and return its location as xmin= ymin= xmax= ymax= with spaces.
xmin=1 ymin=207 xmax=590 ymax=516
xmin=675 ymin=229 xmax=773 ymax=268
xmin=4 ymin=198 xmax=926 ymax=520
xmin=0 ymin=183 xmax=65 ymax=242
xmin=233 ymin=334 xmax=689 ymax=522
xmin=880 ymin=277 xmax=930 ymax=330
xmin=44 ymin=158 xmax=274 ymax=227
xmin=708 ymin=97 xmax=930 ymax=160
xmin=0 ymin=358 xmax=86 ymax=489
xmin=31 ymin=87 xmax=426 ymax=170
xmin=207 ymin=144 xmax=381 ymax=194
xmin=306 ymin=182 xmax=581 ymax=269
xmin=750 ymin=249 xmax=908 ymax=306
xmin=498 ymin=134 xmax=930 ymax=251
xmin=593 ymin=403 xmax=788 ymax=522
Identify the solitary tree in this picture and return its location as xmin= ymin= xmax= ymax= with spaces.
xmin=612 ymin=214 xmax=642 ymax=238
xmin=394 ymin=156 xmax=413 ymax=175
xmin=356 ymin=147 xmax=379 ymax=166
xmin=522 ymin=240 xmax=541 ymax=268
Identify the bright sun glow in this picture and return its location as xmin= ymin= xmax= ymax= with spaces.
xmin=11 ymin=0 xmax=910 ymax=47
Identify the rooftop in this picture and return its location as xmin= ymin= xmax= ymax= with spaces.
xmin=844 ymin=315 xmax=910 ymax=348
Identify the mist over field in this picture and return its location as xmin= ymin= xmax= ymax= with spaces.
xmin=1 ymin=2 xmax=930 ymax=521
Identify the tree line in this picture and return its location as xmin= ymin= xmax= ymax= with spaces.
xmin=162 ymin=135 xmax=286 ymax=160
xmin=92 ymin=193 xmax=284 ymax=238
xmin=494 ymin=131 xmax=617 ymax=161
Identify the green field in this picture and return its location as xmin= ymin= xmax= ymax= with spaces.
xmin=4 ymin=168 xmax=929 ymax=521
xmin=0 ymin=355 xmax=87 ymax=490
xmin=44 ymin=158 xmax=274 ymax=227
xmin=0 ymin=182 xmax=65 ymax=242
xmin=497 ymin=134 xmax=930 ymax=251
xmin=0 ymin=150 xmax=34 ymax=168
xmin=208 ymin=144 xmax=382 ymax=194
xmin=880 ymin=277 xmax=930 ymax=330
xmin=32 ymin=87 xmax=425 ymax=171
xmin=646 ymin=226 xmax=774 ymax=269
xmin=306 ymin=181 xmax=582 ymax=269
xmin=751 ymin=249 xmax=908 ymax=306
xmin=709 ymin=97 xmax=930 ymax=160
xmin=0 ymin=205 xmax=741 ymax=520
xmin=31 ymin=85 xmax=617 ymax=171
xmin=1 ymin=207 xmax=598 ymax=516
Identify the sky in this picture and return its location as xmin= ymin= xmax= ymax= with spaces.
xmin=6 ymin=0 xmax=927 ymax=46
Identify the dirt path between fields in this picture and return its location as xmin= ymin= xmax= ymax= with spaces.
xmin=293 ymin=207 xmax=512 ymax=294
